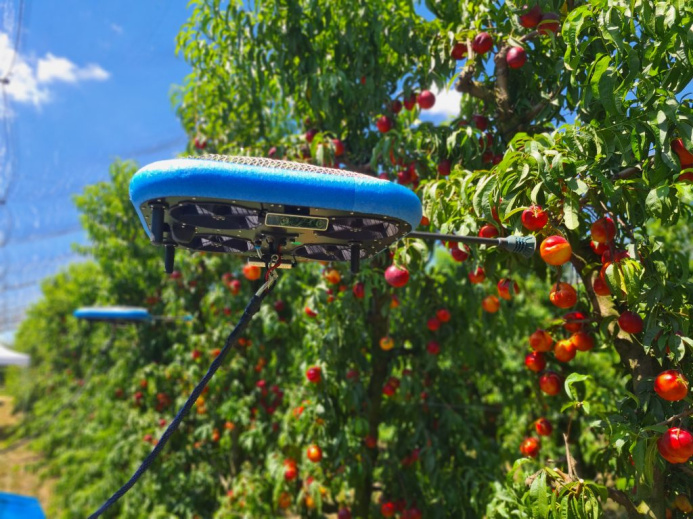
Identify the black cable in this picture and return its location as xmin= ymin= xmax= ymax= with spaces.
xmin=88 ymin=281 xmax=276 ymax=518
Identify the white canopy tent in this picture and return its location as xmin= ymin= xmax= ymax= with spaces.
xmin=0 ymin=344 xmax=30 ymax=367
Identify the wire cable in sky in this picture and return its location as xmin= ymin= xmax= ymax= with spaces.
xmin=0 ymin=0 xmax=25 ymax=80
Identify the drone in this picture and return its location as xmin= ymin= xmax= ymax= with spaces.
xmin=129 ymin=155 xmax=535 ymax=274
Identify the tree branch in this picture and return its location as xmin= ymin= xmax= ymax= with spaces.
xmin=494 ymin=47 xmax=512 ymax=121
xmin=654 ymin=407 xmax=693 ymax=427
xmin=454 ymin=42 xmax=494 ymax=104
xmin=614 ymin=166 xmax=641 ymax=180
xmin=608 ymin=488 xmax=641 ymax=519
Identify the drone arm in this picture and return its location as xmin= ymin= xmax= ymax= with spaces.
xmin=407 ymin=231 xmax=536 ymax=258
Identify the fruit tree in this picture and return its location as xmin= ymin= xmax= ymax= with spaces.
xmin=6 ymin=0 xmax=693 ymax=517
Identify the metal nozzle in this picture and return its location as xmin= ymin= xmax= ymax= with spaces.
xmin=498 ymin=235 xmax=536 ymax=258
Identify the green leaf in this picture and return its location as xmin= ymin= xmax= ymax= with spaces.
xmin=563 ymin=193 xmax=580 ymax=230
xmin=564 ymin=373 xmax=592 ymax=401
xmin=529 ymin=471 xmax=549 ymax=518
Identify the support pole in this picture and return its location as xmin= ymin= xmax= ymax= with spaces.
xmin=350 ymin=244 xmax=360 ymax=274
xmin=164 ymin=245 xmax=176 ymax=274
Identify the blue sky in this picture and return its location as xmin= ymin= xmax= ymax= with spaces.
xmin=0 ymin=1 xmax=468 ymax=340
xmin=0 ymin=0 xmax=192 ymax=337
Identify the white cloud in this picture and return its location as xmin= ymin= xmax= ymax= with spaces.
xmin=37 ymin=53 xmax=109 ymax=83
xmin=0 ymin=31 xmax=110 ymax=116
xmin=110 ymin=23 xmax=124 ymax=35
xmin=426 ymin=85 xmax=462 ymax=119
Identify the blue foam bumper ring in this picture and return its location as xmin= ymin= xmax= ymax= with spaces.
xmin=128 ymin=156 xmax=422 ymax=265
xmin=0 ymin=492 xmax=45 ymax=519
xmin=130 ymin=157 xmax=422 ymax=233
xmin=73 ymin=306 xmax=151 ymax=323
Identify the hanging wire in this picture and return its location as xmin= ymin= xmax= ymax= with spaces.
xmin=0 ymin=0 xmax=25 ymax=81
xmin=88 ymin=272 xmax=279 ymax=518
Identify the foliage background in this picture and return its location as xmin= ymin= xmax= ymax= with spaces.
xmin=4 ymin=0 xmax=693 ymax=517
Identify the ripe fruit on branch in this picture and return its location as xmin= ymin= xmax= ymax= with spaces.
xmin=402 ymin=507 xmax=423 ymax=519
xmin=654 ymin=370 xmax=689 ymax=401
xmin=379 ymin=336 xmax=395 ymax=351
xmin=601 ymin=249 xmax=629 ymax=264
xmin=390 ymin=100 xmax=403 ymax=114
xmin=497 ymin=278 xmax=519 ymax=300
xmin=382 ymin=377 xmax=399 ymax=397
xmin=521 ymin=205 xmax=548 ymax=231
xmin=306 ymin=366 xmax=322 ymax=383
xmin=384 ymin=265 xmax=410 ymax=288
xmin=529 ymin=329 xmax=554 ymax=352
xmin=479 ymin=132 xmax=493 ymax=149
xmin=554 ymin=339 xmax=576 ymax=362
xmin=617 ymin=311 xmax=643 ymax=334
xmin=535 ymin=418 xmax=553 ymax=436
xmin=539 ymin=371 xmax=562 ymax=396
xmin=284 ymin=462 xmax=298 ymax=481
xmin=570 ymin=331 xmax=595 ymax=352
xmin=525 ymin=351 xmax=546 ymax=372
xmin=540 ymin=235 xmax=572 ymax=266
xmin=479 ymin=224 xmax=499 ymax=238
xmin=563 ymin=311 xmax=587 ymax=332
xmin=306 ymin=444 xmax=323 ymax=463
xmin=451 ymin=42 xmax=467 ymax=60
xmin=657 ymin=427 xmax=693 ymax=464
xmin=451 ymin=244 xmax=470 ymax=262
xmin=472 ymin=114 xmax=489 ymax=131
xmin=593 ymin=277 xmax=611 ymax=296
xmin=519 ymin=437 xmax=540 ymax=458
xmin=376 ymin=116 xmax=393 ymax=133
xmin=332 ymin=138 xmax=345 ymax=157
xmin=278 ymin=492 xmax=291 ymax=509
xmin=304 ymin=306 xmax=318 ymax=318
xmin=228 ymin=279 xmax=241 ymax=295
xmin=194 ymin=136 xmax=207 ymax=150
xmin=482 ymin=295 xmax=500 ymax=313
xmin=397 ymin=168 xmax=414 ymax=185
xmin=353 ymin=282 xmax=365 ymax=299
xmin=549 ymin=283 xmax=577 ymax=308
xmin=436 ymin=308 xmax=451 ymax=323
xmin=403 ymin=93 xmax=417 ymax=110
xmin=381 ymin=502 xmax=396 ymax=518
xmin=506 ymin=46 xmax=527 ymax=69
xmin=324 ymin=269 xmax=342 ymax=284
xmin=675 ymin=495 xmax=693 ymax=513
xmin=590 ymin=217 xmax=616 ymax=244
xmin=417 ymin=90 xmax=436 ymax=109
xmin=538 ymin=12 xmax=561 ymax=35
xmin=519 ymin=4 xmax=542 ymax=28
xmin=671 ymin=138 xmax=693 ymax=168
xmin=338 ymin=508 xmax=352 ymax=519
xmin=427 ymin=317 xmax=441 ymax=331
xmin=426 ymin=341 xmax=441 ymax=355
xmin=242 ymin=264 xmax=262 ymax=281
xmin=590 ymin=240 xmax=609 ymax=256
xmin=437 ymin=159 xmax=451 ymax=176
xmin=468 ymin=267 xmax=486 ymax=284
xmin=471 ymin=32 xmax=493 ymax=55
